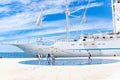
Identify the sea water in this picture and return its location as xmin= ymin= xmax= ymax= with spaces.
xmin=0 ymin=52 xmax=36 ymax=58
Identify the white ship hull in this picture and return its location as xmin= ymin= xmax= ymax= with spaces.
xmin=13 ymin=37 xmax=120 ymax=57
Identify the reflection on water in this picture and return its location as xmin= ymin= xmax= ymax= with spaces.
xmin=19 ymin=59 xmax=120 ymax=66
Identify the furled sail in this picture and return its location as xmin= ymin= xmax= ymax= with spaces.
xmin=36 ymin=12 xmax=43 ymax=27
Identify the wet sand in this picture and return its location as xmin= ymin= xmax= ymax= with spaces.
xmin=0 ymin=57 xmax=120 ymax=80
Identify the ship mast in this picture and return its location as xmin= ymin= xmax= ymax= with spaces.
xmin=112 ymin=0 xmax=120 ymax=33
xmin=111 ymin=0 xmax=116 ymax=33
xmin=65 ymin=0 xmax=70 ymax=41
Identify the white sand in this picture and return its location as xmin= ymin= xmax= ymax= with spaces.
xmin=0 ymin=57 xmax=120 ymax=80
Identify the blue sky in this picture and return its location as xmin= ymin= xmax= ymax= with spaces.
xmin=0 ymin=0 xmax=113 ymax=52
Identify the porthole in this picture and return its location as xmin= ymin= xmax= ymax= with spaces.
xmin=83 ymin=39 xmax=86 ymax=41
xmin=110 ymin=36 xmax=113 ymax=38
xmin=103 ymin=36 xmax=105 ymax=39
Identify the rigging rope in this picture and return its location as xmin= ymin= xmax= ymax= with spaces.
xmin=74 ymin=0 xmax=91 ymax=40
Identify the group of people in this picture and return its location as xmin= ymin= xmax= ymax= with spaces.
xmin=36 ymin=53 xmax=55 ymax=65
xmin=46 ymin=53 xmax=55 ymax=65
xmin=36 ymin=51 xmax=91 ymax=65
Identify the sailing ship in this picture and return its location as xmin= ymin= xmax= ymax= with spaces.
xmin=12 ymin=0 xmax=120 ymax=57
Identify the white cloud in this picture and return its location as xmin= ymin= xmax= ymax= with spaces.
xmin=0 ymin=0 xmax=31 ymax=4
xmin=0 ymin=12 xmax=38 ymax=32
xmin=89 ymin=2 xmax=103 ymax=7
xmin=0 ymin=0 xmax=80 ymax=32
xmin=0 ymin=0 xmax=104 ymax=32
xmin=0 ymin=0 xmax=112 ymax=43
xmin=23 ymin=0 xmax=74 ymax=14
xmin=0 ymin=44 xmax=22 ymax=52
xmin=19 ymin=0 xmax=31 ymax=4
xmin=0 ymin=14 xmax=112 ymax=42
xmin=0 ymin=6 xmax=10 ymax=13
xmin=71 ymin=2 xmax=103 ymax=14
xmin=10 ymin=17 xmax=112 ymax=39
xmin=0 ymin=0 xmax=13 ymax=4
xmin=0 ymin=37 xmax=5 ymax=40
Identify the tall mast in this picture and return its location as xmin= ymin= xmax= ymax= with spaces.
xmin=111 ymin=0 xmax=116 ymax=33
xmin=112 ymin=0 xmax=120 ymax=33
xmin=65 ymin=0 xmax=70 ymax=41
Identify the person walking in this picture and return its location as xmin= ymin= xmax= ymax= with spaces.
xmin=51 ymin=54 xmax=55 ymax=65
xmin=88 ymin=51 xmax=92 ymax=60
xmin=47 ymin=53 xmax=51 ymax=65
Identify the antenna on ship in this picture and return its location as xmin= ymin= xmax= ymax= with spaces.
xmin=65 ymin=0 xmax=70 ymax=41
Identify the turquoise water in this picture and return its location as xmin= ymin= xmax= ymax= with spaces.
xmin=19 ymin=59 xmax=120 ymax=66
xmin=0 ymin=52 xmax=36 ymax=58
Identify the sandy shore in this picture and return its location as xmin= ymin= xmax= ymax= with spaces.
xmin=0 ymin=57 xmax=120 ymax=80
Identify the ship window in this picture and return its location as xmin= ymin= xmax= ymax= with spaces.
xmin=84 ymin=36 xmax=87 ymax=38
xmin=83 ymin=39 xmax=86 ymax=41
xmin=110 ymin=36 xmax=113 ymax=38
xmin=103 ymin=36 xmax=105 ymax=39
xmin=74 ymin=39 xmax=77 ymax=41
xmin=114 ymin=54 xmax=116 ymax=56
xmin=96 ymin=37 xmax=99 ymax=39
